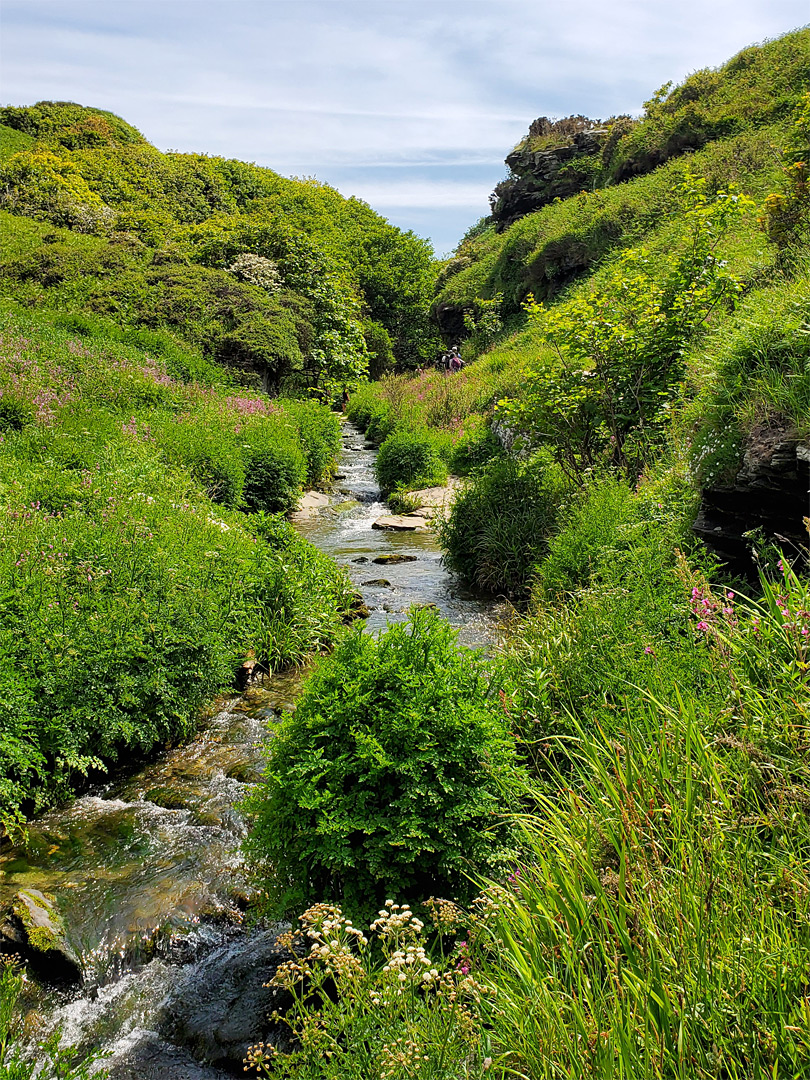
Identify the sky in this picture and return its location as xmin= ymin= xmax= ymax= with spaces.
xmin=1 ymin=1 xmax=808 ymax=255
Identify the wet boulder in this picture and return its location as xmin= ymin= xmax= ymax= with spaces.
xmin=373 ymin=554 xmax=417 ymax=564
xmin=0 ymin=887 xmax=82 ymax=984
xmin=107 ymin=1033 xmax=227 ymax=1080
xmin=160 ymin=928 xmax=291 ymax=1071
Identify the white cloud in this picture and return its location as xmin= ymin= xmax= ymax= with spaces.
xmin=340 ymin=179 xmax=492 ymax=208
xmin=1 ymin=0 xmax=807 ymax=251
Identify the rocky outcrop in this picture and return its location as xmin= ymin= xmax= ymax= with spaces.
xmin=694 ymin=425 xmax=810 ymax=574
xmin=491 ymin=125 xmax=609 ymax=231
xmin=0 ymin=888 xmax=82 ymax=984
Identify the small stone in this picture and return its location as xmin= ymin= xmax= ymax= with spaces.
xmin=351 ymin=556 xmax=370 ymax=563
xmin=361 ymin=579 xmax=391 ymax=587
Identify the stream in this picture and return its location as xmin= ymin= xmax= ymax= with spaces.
xmin=4 ymin=422 xmax=504 ymax=1077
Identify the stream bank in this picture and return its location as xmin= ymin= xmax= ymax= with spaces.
xmin=4 ymin=421 xmax=503 ymax=1076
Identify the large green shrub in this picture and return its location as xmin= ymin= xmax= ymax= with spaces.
xmin=440 ymin=455 xmax=570 ymax=597
xmin=242 ymin=428 xmax=307 ymax=512
xmin=244 ymin=608 xmax=522 ymax=919
xmin=375 ymin=429 xmax=448 ymax=494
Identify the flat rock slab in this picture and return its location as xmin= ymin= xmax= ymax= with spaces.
xmin=372 ymin=516 xmax=429 ymax=531
xmin=400 ymin=478 xmax=462 ymax=521
xmin=373 ymin=554 xmax=417 ymax=565
xmin=361 ymin=578 xmax=391 ymax=587
xmin=290 ymin=491 xmax=330 ymax=520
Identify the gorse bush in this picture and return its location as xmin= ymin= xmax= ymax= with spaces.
xmin=244 ymin=608 xmax=522 ymax=920
xmin=375 ymin=429 xmax=449 ymax=495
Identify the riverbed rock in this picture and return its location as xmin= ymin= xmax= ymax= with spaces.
xmin=401 ymin=478 xmax=462 ymax=521
xmin=372 ymin=515 xmax=429 ymax=531
xmin=160 ymin=928 xmax=290 ymax=1071
xmin=0 ymin=888 xmax=82 ymax=984
xmin=351 ymin=555 xmax=369 ymax=563
xmin=290 ymin=490 xmax=330 ymax=520
xmin=372 ymin=554 xmax=417 ymax=565
xmin=107 ymin=1033 xmax=227 ymax=1080
xmin=362 ymin=578 xmax=391 ymax=587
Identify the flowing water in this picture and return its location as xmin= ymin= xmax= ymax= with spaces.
xmin=4 ymin=422 xmax=503 ymax=1077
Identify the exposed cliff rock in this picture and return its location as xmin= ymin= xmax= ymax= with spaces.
xmin=694 ymin=423 xmax=810 ymax=574
xmin=490 ymin=117 xmax=613 ymax=231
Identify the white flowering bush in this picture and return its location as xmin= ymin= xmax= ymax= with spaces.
xmin=228 ymin=252 xmax=282 ymax=293
xmin=245 ymin=897 xmax=501 ymax=1079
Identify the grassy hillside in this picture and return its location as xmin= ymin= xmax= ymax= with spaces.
xmin=0 ymin=299 xmax=359 ymax=825
xmin=0 ymin=101 xmax=440 ymax=389
xmin=285 ymin=36 xmax=810 ymax=1075
xmin=435 ymin=28 xmax=809 ymax=335
xmin=0 ymin=101 xmax=444 ymax=824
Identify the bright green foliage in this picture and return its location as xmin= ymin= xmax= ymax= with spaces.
xmin=244 ymin=609 xmax=522 ymax=920
xmin=375 ymin=429 xmax=449 ymax=494
xmin=499 ymin=176 xmax=754 ymax=479
xmin=687 ymin=271 xmax=810 ymax=485
xmin=280 ymin=398 xmax=343 ymax=485
xmin=434 ymin=29 xmax=807 ymax=327
xmin=0 ymin=958 xmax=107 ymax=1077
xmin=0 ymin=102 xmax=145 ymax=148
xmin=759 ymin=92 xmax=810 ymax=257
xmin=499 ymin=470 xmax=716 ymax=754
xmin=0 ymin=124 xmax=34 ymax=161
xmin=606 ymin=29 xmax=810 ymax=181
xmin=439 ymin=456 xmax=570 ymax=597
xmin=0 ymin=307 xmax=353 ymax=823
xmin=480 ymin=563 xmax=810 ymax=1078
xmin=0 ymin=105 xmax=439 ymax=384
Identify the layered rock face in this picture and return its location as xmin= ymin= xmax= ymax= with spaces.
xmin=490 ymin=122 xmax=609 ymax=231
xmin=694 ymin=426 xmax=810 ymax=574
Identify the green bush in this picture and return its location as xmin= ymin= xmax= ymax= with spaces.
xmin=242 ymin=427 xmax=307 ymax=512
xmin=375 ymin=429 xmax=448 ymax=494
xmin=449 ymin=419 xmax=502 ymax=475
xmin=157 ymin=421 xmax=246 ymax=506
xmin=281 ymin=398 xmax=342 ymax=485
xmin=244 ymin=608 xmax=522 ymax=919
xmin=440 ymin=455 xmax=570 ymax=597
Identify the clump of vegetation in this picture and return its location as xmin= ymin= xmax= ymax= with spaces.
xmin=440 ymin=455 xmax=570 ymax=597
xmin=244 ymin=608 xmax=522 ymax=920
xmin=245 ymin=899 xmax=498 ymax=1079
xmin=0 ymin=306 xmax=354 ymax=825
xmin=0 ymin=100 xmax=442 ymax=392
xmin=375 ymin=429 xmax=449 ymax=495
